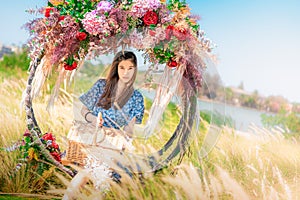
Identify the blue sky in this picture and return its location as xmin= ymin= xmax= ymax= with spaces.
xmin=1 ymin=0 xmax=300 ymax=102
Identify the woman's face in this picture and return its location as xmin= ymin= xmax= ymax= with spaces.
xmin=117 ymin=59 xmax=135 ymax=84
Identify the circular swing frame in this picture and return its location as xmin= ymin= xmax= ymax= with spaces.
xmin=24 ymin=0 xmax=217 ymax=177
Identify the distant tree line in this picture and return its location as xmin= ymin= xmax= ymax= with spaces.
xmin=199 ymin=73 xmax=300 ymax=114
xmin=0 ymin=47 xmax=30 ymax=72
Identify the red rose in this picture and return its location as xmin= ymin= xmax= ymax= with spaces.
xmin=58 ymin=15 xmax=65 ymax=21
xmin=42 ymin=133 xmax=54 ymax=141
xmin=64 ymin=61 xmax=77 ymax=70
xmin=143 ymin=11 xmax=159 ymax=26
xmin=173 ymin=28 xmax=188 ymax=41
xmin=165 ymin=25 xmax=175 ymax=40
xmin=45 ymin=7 xmax=54 ymax=18
xmin=50 ymin=152 xmax=61 ymax=162
xmin=167 ymin=61 xmax=178 ymax=68
xmin=76 ymin=32 xmax=87 ymax=41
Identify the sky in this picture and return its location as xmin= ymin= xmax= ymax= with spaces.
xmin=1 ymin=0 xmax=300 ymax=102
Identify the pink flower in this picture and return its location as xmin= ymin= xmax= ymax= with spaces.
xmin=165 ymin=25 xmax=175 ymax=41
xmin=82 ymin=12 xmax=107 ymax=35
xmin=130 ymin=0 xmax=161 ymax=18
xmin=173 ymin=28 xmax=188 ymax=41
xmin=23 ymin=129 xmax=31 ymax=137
xmin=149 ymin=30 xmax=156 ymax=36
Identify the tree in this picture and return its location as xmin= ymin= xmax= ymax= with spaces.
xmin=261 ymin=110 xmax=300 ymax=134
xmin=0 ymin=48 xmax=30 ymax=71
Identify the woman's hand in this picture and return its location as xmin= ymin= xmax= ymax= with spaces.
xmin=97 ymin=112 xmax=104 ymax=128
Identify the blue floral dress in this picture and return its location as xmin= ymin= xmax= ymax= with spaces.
xmin=79 ymin=79 xmax=144 ymax=129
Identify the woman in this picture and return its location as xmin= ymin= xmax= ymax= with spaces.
xmin=79 ymin=51 xmax=144 ymax=140
xmin=64 ymin=51 xmax=145 ymax=195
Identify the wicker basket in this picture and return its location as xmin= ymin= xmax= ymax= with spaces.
xmin=63 ymin=140 xmax=87 ymax=167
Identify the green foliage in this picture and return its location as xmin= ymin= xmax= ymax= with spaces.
xmin=153 ymin=42 xmax=175 ymax=64
xmin=0 ymin=48 xmax=30 ymax=71
xmin=200 ymin=110 xmax=234 ymax=128
xmin=167 ymin=0 xmax=187 ymax=10
xmin=54 ymin=0 xmax=97 ymax=21
xmin=261 ymin=110 xmax=300 ymax=134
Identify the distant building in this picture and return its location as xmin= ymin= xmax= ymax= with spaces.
xmin=0 ymin=43 xmax=13 ymax=59
xmin=229 ymin=87 xmax=252 ymax=96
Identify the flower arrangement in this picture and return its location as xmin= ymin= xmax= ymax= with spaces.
xmin=2 ymin=129 xmax=62 ymax=175
xmin=21 ymin=0 xmax=217 ymax=177
xmin=20 ymin=129 xmax=62 ymax=164
xmin=25 ymin=0 xmax=214 ymax=92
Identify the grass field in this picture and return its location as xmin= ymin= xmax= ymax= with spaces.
xmin=0 ymin=73 xmax=299 ymax=199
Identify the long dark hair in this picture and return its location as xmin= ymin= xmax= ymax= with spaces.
xmin=97 ymin=51 xmax=137 ymax=109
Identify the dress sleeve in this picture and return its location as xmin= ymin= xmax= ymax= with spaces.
xmin=79 ymin=79 xmax=105 ymax=111
xmin=131 ymin=91 xmax=145 ymax=124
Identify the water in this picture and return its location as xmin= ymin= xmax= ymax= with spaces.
xmin=140 ymin=89 xmax=270 ymax=131
xmin=198 ymin=100 xmax=271 ymax=131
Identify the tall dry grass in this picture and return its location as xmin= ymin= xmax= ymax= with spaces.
xmin=0 ymin=77 xmax=299 ymax=199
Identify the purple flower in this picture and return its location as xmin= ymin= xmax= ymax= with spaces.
xmin=97 ymin=1 xmax=113 ymax=12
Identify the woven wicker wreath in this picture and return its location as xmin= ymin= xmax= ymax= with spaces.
xmin=24 ymin=0 xmax=216 ymax=177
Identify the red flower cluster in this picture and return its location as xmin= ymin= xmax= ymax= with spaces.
xmin=76 ymin=32 xmax=87 ymax=41
xmin=42 ymin=132 xmax=61 ymax=162
xmin=42 ymin=132 xmax=54 ymax=141
xmin=44 ymin=7 xmax=54 ymax=18
xmin=64 ymin=62 xmax=77 ymax=70
xmin=50 ymin=152 xmax=61 ymax=162
xmin=165 ymin=25 xmax=188 ymax=41
xmin=143 ymin=11 xmax=159 ymax=26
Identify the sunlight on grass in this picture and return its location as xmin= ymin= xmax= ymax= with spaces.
xmin=0 ymin=76 xmax=299 ymax=199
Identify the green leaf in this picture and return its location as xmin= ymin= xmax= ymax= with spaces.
xmin=24 ymin=137 xmax=31 ymax=143
xmin=48 ymin=1 xmax=54 ymax=7
xmin=149 ymin=24 xmax=157 ymax=30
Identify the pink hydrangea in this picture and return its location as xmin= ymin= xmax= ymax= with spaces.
xmin=130 ymin=0 xmax=161 ymax=18
xmin=82 ymin=11 xmax=108 ymax=35
xmin=82 ymin=9 xmax=121 ymax=39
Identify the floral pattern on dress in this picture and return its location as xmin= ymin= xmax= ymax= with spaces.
xmin=79 ymin=79 xmax=144 ymax=129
